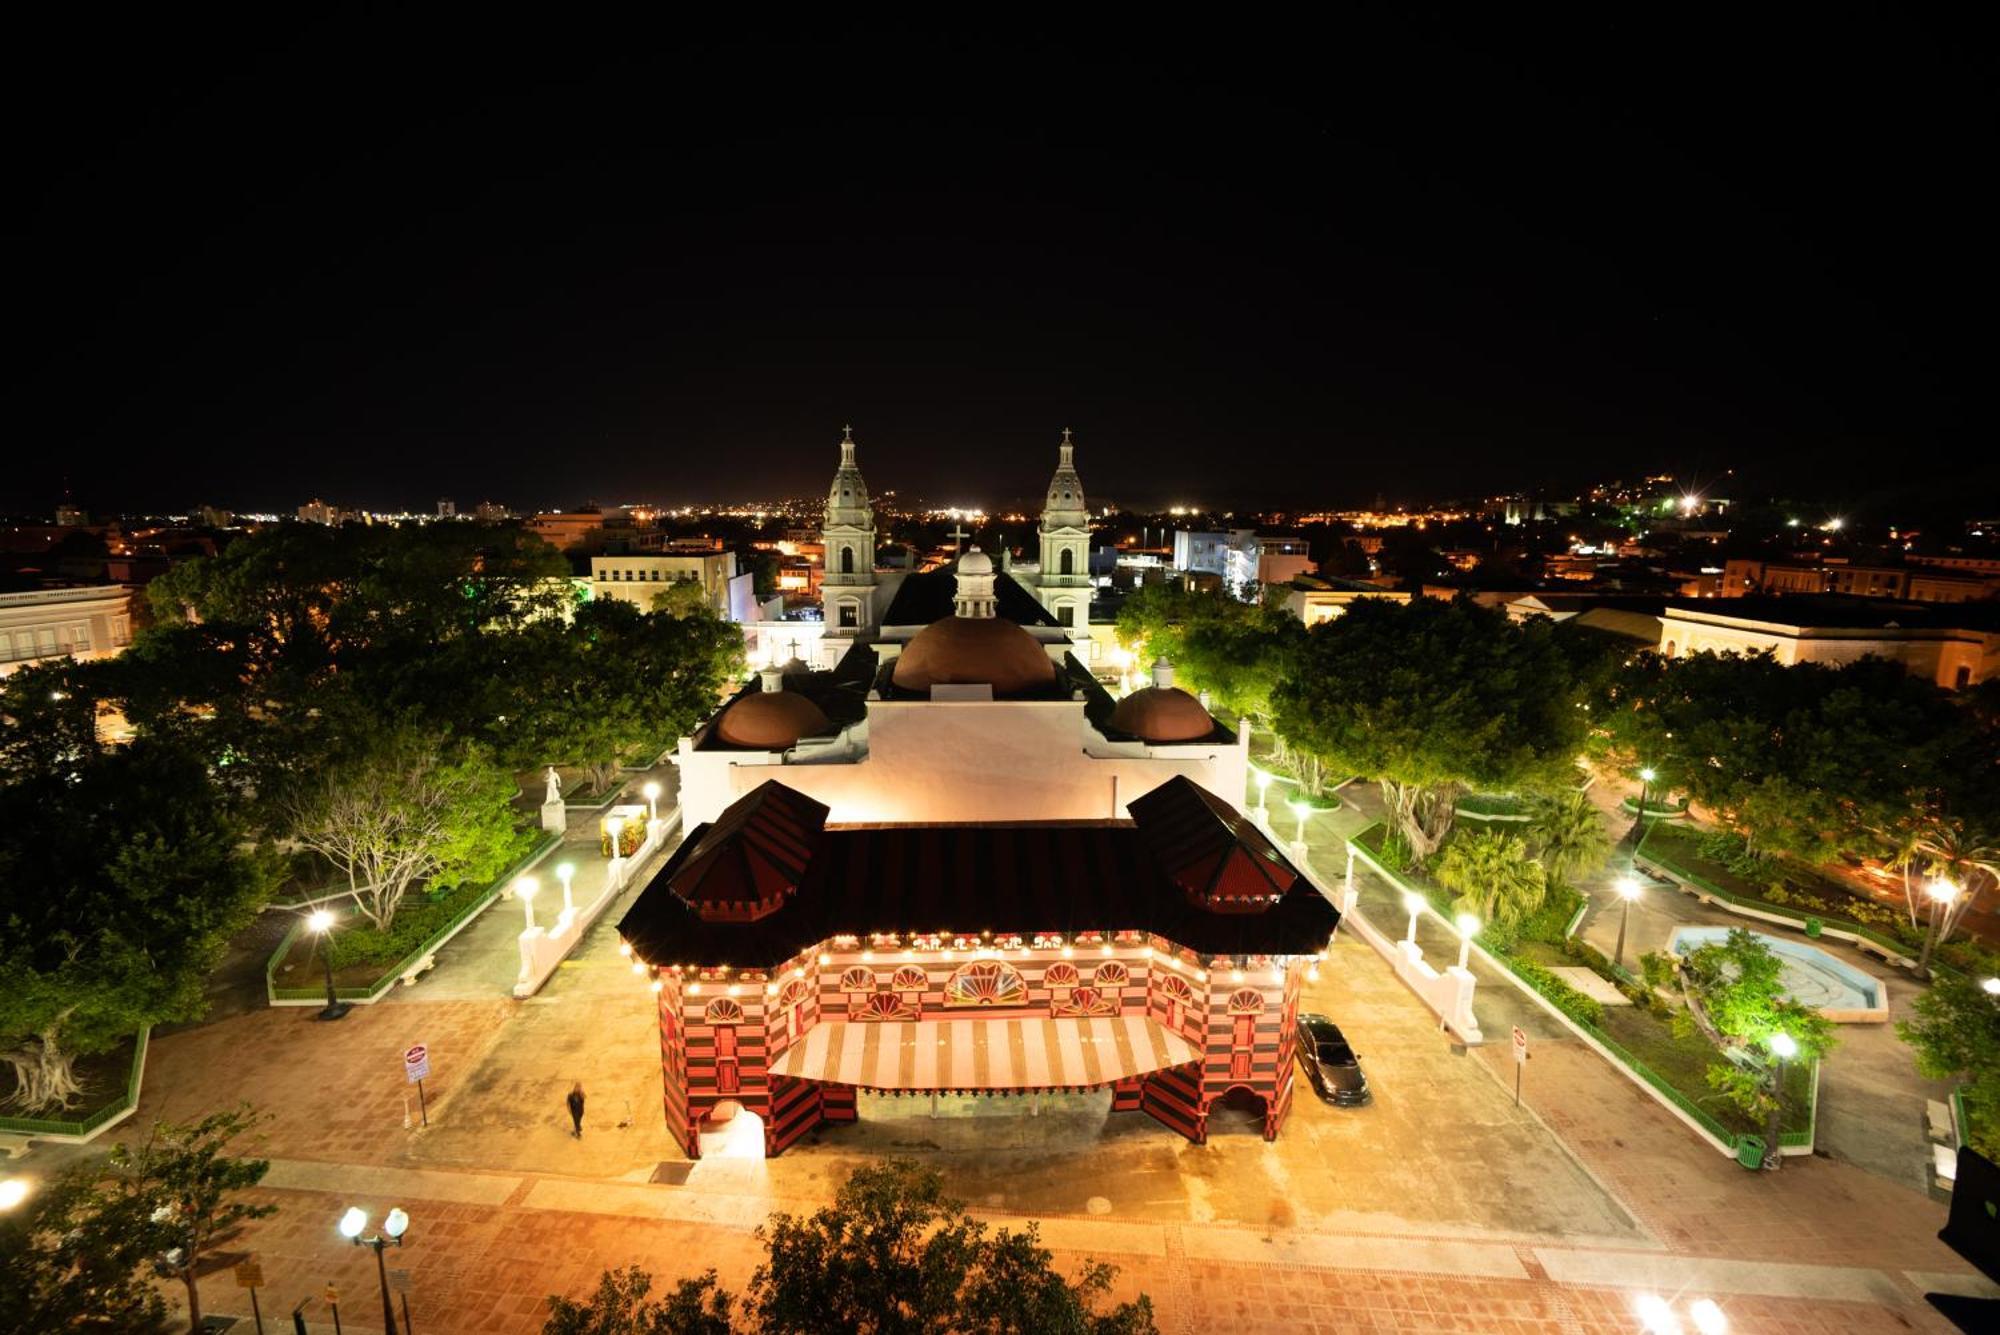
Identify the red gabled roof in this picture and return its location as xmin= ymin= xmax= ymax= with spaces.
xmin=666 ymin=783 xmax=830 ymax=920
xmin=1128 ymin=775 xmax=1297 ymax=912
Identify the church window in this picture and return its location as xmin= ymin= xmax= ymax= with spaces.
xmin=841 ymin=546 xmax=855 ymax=574
xmin=839 ymin=605 xmax=857 ymax=628
xmin=1059 ymin=548 xmax=1074 ymax=575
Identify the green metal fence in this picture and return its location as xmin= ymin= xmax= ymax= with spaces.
xmin=0 ymin=1027 xmax=151 ymax=1139
xmin=265 ymin=832 xmax=560 ymax=1005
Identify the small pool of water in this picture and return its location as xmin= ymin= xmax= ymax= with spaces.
xmin=1667 ymin=926 xmax=1886 ymax=1020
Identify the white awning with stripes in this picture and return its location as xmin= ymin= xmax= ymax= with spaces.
xmin=767 ymin=1015 xmax=1199 ymax=1091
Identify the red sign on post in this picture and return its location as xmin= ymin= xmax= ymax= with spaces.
xmin=1512 ymin=1026 xmax=1528 ymax=1063
xmin=403 ymin=1043 xmax=430 ymax=1082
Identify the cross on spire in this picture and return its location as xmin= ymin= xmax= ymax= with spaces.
xmin=947 ymin=522 xmax=970 ymax=553
xmin=1061 ymin=427 xmax=1072 ymax=444
xmin=842 ymin=424 xmax=854 ymax=442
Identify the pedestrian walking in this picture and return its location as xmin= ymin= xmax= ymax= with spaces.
xmin=567 ymin=1081 xmax=586 ymax=1139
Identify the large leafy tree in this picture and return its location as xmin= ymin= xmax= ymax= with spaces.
xmin=105 ymin=1105 xmax=277 ymax=1332
xmin=1899 ymin=972 xmax=2000 ymax=1159
xmin=0 ymin=1160 xmax=171 ymax=1331
xmin=284 ymin=724 xmax=518 ymax=930
xmin=0 ymin=738 xmax=275 ymax=1112
xmin=1433 ymin=829 xmax=1548 ymax=933
xmin=1274 ymin=598 xmax=1585 ymax=860
xmin=544 ymin=1267 xmax=733 ymax=1335
xmin=1526 ymin=789 xmax=1611 ymax=887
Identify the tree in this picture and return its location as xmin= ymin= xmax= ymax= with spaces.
xmin=653 ymin=579 xmax=716 ymax=619
xmin=544 ymin=1267 xmax=733 ymax=1335
xmin=1434 ymin=830 xmax=1547 ymax=934
xmin=1526 ymin=789 xmax=1610 ymax=886
xmin=0 ymin=739 xmax=275 ymax=1112
xmin=105 ymin=1105 xmax=277 ymax=1332
xmin=0 ymin=1160 xmax=172 ymax=1331
xmin=284 ymin=726 xmax=518 ymax=931
xmin=749 ymin=1160 xmax=1155 ymax=1334
xmin=1274 ymin=598 xmax=1585 ymax=861
xmin=1899 ymin=816 xmax=2000 ymax=976
xmin=1664 ymin=929 xmax=1835 ymax=1166
xmin=1898 ymin=972 xmax=2000 ymax=1159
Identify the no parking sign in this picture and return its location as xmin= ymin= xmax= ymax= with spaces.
xmin=404 ymin=1043 xmax=431 ymax=1126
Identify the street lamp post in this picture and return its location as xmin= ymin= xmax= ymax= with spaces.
xmin=1455 ymin=914 xmax=1479 ymax=970
xmin=642 ymin=780 xmax=661 ymax=824
xmin=606 ymin=815 xmax=626 ymax=863
xmin=1630 ymin=766 xmax=1657 ymax=841
xmin=1287 ymin=799 xmax=1312 ymax=860
xmin=1918 ymin=877 xmax=1959 ymax=979
xmin=1614 ymin=876 xmax=1642 ymax=970
xmin=517 ymin=876 xmax=539 ymax=932
xmin=0 ymin=1174 xmax=29 ymax=1212
xmin=338 ymin=1205 xmax=409 ymax=1334
xmin=1403 ymin=891 xmax=1425 ymax=945
xmin=1252 ymin=767 xmax=1273 ymax=823
xmin=308 ymin=910 xmax=350 ymax=1021
xmin=1983 ymin=977 xmax=2000 ymax=997
xmin=555 ymin=861 xmax=576 ymax=915
xmin=1764 ymin=1032 xmax=1798 ymax=1170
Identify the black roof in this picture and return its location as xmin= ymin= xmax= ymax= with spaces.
xmin=618 ymin=779 xmax=1339 ymax=969
xmin=880 ymin=568 xmax=1060 ymax=627
xmin=1665 ymin=595 xmax=2000 ymax=632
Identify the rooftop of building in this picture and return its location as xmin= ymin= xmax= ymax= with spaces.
xmin=1663 ymin=595 xmax=2000 ymax=632
xmin=879 ymin=566 xmax=1060 ymax=628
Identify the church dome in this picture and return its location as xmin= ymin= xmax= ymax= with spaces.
xmin=891 ymin=617 xmax=1058 ymax=696
xmin=957 ymin=547 xmax=994 ymax=576
xmin=1109 ymin=687 xmax=1216 ymax=743
xmin=714 ymin=688 xmax=832 ymax=749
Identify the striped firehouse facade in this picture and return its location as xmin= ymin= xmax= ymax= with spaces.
xmin=618 ymin=776 xmax=1337 ymax=1158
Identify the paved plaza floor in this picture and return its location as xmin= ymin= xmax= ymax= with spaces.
xmin=27 ymin=765 xmax=1999 ymax=1332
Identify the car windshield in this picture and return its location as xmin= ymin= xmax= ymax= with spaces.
xmin=1319 ymin=1043 xmax=1352 ymax=1063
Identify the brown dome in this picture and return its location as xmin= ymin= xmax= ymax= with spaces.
xmin=714 ymin=689 xmax=831 ymax=749
xmin=891 ymin=616 xmax=1058 ymax=696
xmin=1109 ymin=686 xmax=1216 ymax=742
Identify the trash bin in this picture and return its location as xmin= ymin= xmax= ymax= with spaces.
xmin=1735 ymin=1135 xmax=1767 ymax=1170
xmin=1804 ymin=917 xmax=1823 ymax=939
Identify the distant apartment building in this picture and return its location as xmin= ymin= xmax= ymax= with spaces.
xmin=0 ymin=585 xmax=136 ymax=677
xmin=1173 ymin=529 xmax=1309 ymax=595
xmin=297 ymin=499 xmax=339 ymax=526
xmin=525 ymin=511 xmax=608 ymax=551
xmin=1659 ymin=598 xmax=1999 ymax=691
xmin=1283 ymin=586 xmax=1411 ymax=627
xmin=589 ymin=552 xmax=748 ymax=619
xmin=1722 ymin=558 xmax=1996 ymax=604
xmin=473 ymin=500 xmax=510 ymax=523
xmin=437 ymin=498 xmax=457 ymax=518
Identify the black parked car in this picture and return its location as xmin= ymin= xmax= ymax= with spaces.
xmin=1296 ymin=1013 xmax=1371 ymax=1106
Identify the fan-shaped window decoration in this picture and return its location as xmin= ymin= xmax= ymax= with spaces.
xmin=858 ymin=991 xmax=917 ymax=1022
xmin=890 ymin=965 xmax=929 ymax=993
xmin=1155 ymin=972 xmax=1196 ymax=1035
xmin=839 ymin=966 xmax=877 ymax=993
xmin=1226 ymin=988 xmax=1266 ymax=1015
xmin=1093 ymin=961 xmax=1130 ymax=988
xmin=1053 ymin=984 xmax=1115 ymax=1017
xmin=1043 ymin=962 xmax=1081 ymax=989
xmin=778 ymin=978 xmax=814 ymax=1008
xmin=1156 ymin=974 xmax=1195 ymax=1001
xmin=704 ymin=998 xmax=745 ymax=1024
xmin=945 ymin=960 xmax=1026 ymax=1007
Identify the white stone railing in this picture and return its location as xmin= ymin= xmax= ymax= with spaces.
xmin=513 ymin=810 xmax=679 ymax=998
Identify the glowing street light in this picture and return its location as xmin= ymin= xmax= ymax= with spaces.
xmin=1403 ymin=891 xmax=1426 ymax=944
xmin=643 ymin=780 xmax=661 ymax=823
xmin=1918 ymin=877 xmax=1959 ymax=979
xmin=516 ymin=876 xmax=539 ymax=932
xmin=1454 ymin=913 xmax=1478 ymax=970
xmin=307 ymin=909 xmax=350 ymax=1021
xmin=1251 ymin=766 xmax=1273 ymax=821
xmin=1287 ymin=798 xmax=1312 ymax=853
xmin=1762 ymin=1031 xmax=1800 ymax=1172
xmin=555 ymin=861 xmax=576 ymax=914
xmin=606 ymin=815 xmax=626 ymax=863
xmin=336 ymin=1206 xmax=411 ymax=1334
xmin=0 ymin=1175 xmax=29 ymax=1211
xmin=1635 ymin=1294 xmax=1680 ymax=1334
xmin=1982 ymin=977 xmax=2000 ymax=997
xmin=1614 ymin=876 xmax=1642 ymax=969
xmin=1688 ymin=1298 xmax=1728 ymax=1335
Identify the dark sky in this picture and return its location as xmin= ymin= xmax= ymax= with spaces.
xmin=9 ymin=15 xmax=1992 ymax=517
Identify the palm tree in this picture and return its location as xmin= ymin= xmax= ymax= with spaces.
xmin=1908 ymin=817 xmax=2000 ymax=976
xmin=1527 ymin=789 xmax=1611 ymax=886
xmin=1435 ymin=829 xmax=1548 ymax=931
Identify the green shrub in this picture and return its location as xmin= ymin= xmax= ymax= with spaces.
xmin=1518 ymin=881 xmax=1585 ymax=945
xmin=1638 ymin=950 xmax=1676 ymax=991
xmin=1376 ymin=828 xmax=1414 ymax=873
xmin=1511 ymin=958 xmax=1606 ymax=1028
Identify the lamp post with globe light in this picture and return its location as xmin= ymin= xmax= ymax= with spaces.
xmin=1455 ymin=914 xmax=1479 ymax=970
xmin=307 ymin=910 xmax=350 ymax=1021
xmin=555 ymin=861 xmax=576 ymax=915
xmin=338 ymin=1205 xmax=409 ymax=1334
xmin=1629 ymin=766 xmax=1657 ymax=842
xmin=643 ymin=780 xmax=661 ymax=824
xmin=1918 ymin=877 xmax=1959 ymax=979
xmin=1763 ymin=1032 xmax=1799 ymax=1169
xmin=1287 ymin=798 xmax=1312 ymax=862
xmin=1614 ymin=876 xmax=1642 ymax=969
xmin=0 ymin=1174 xmax=29 ymax=1212
xmin=1403 ymin=892 xmax=1426 ymax=945
xmin=1251 ymin=766 xmax=1273 ymax=824
xmin=516 ymin=876 xmax=539 ymax=932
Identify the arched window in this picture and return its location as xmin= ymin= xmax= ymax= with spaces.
xmin=704 ymin=998 xmax=745 ymax=1023
xmin=777 ymin=977 xmax=813 ymax=1043
xmin=705 ymin=998 xmax=744 ymax=1093
xmin=1043 ymin=962 xmax=1080 ymax=990
xmin=1226 ymin=988 xmax=1266 ymax=1015
xmin=890 ymin=965 xmax=929 ymax=994
xmin=1054 ymin=984 xmax=1114 ymax=1017
xmin=1092 ymin=961 xmax=1129 ymax=988
xmin=945 ymin=960 xmax=1026 ymax=1007
xmin=841 ymin=546 xmax=856 ymax=574
xmin=859 ymin=992 xmax=916 ymax=1022
xmin=839 ymin=966 xmax=877 ymax=993
xmin=1059 ymin=548 xmax=1074 ymax=575
xmin=1156 ymin=974 xmax=1195 ymax=1035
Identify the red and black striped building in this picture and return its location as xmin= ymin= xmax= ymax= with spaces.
xmin=617 ymin=775 xmax=1338 ymax=1158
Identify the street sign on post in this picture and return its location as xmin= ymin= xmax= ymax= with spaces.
xmin=1512 ymin=1026 xmax=1528 ymax=1106
xmin=235 ymin=1260 xmax=264 ymax=1288
xmin=404 ymin=1043 xmax=431 ymax=1127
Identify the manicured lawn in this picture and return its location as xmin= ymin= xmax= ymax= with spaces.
xmin=270 ymin=877 xmax=495 ymax=988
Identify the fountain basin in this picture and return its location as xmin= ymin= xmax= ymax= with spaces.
xmin=1667 ymin=926 xmax=1888 ymax=1023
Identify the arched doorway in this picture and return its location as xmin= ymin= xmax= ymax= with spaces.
xmin=698 ymin=1099 xmax=767 ymax=1159
xmin=1204 ymin=1085 xmax=1269 ymax=1137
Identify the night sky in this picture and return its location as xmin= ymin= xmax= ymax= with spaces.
xmin=10 ymin=16 xmax=1991 ymax=517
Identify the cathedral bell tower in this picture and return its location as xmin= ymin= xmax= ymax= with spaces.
xmin=1037 ymin=428 xmax=1092 ymax=632
xmin=821 ymin=426 xmax=878 ymax=636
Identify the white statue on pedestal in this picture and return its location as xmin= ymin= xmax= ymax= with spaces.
xmin=544 ymin=767 xmax=562 ymax=805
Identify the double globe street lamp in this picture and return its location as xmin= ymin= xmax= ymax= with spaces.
xmin=338 ymin=1205 xmax=411 ymax=1333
